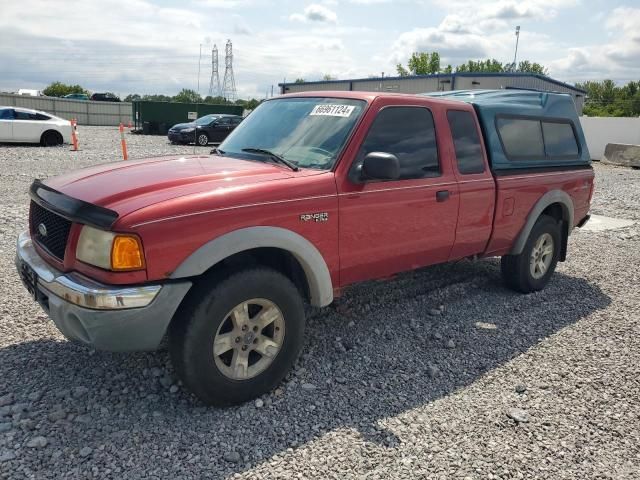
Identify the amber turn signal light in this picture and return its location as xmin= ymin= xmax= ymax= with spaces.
xmin=111 ymin=235 xmax=145 ymax=271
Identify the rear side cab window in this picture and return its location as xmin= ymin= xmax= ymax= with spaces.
xmin=496 ymin=115 xmax=580 ymax=160
xmin=447 ymin=110 xmax=485 ymax=174
xmin=35 ymin=113 xmax=50 ymax=120
xmin=358 ymin=106 xmax=440 ymax=180
xmin=14 ymin=111 xmax=32 ymax=121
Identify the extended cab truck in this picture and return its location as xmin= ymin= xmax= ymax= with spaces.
xmin=16 ymin=90 xmax=593 ymax=406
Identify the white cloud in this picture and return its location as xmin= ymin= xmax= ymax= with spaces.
xmin=289 ymin=4 xmax=338 ymax=23
xmin=549 ymin=7 xmax=640 ymax=81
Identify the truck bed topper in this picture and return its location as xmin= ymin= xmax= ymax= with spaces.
xmin=423 ymin=89 xmax=590 ymax=172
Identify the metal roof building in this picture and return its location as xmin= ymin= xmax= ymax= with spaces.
xmin=279 ymin=72 xmax=587 ymax=114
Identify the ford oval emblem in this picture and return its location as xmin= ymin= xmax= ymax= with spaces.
xmin=38 ymin=223 xmax=48 ymax=237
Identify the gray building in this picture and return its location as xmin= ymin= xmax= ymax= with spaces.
xmin=280 ymin=73 xmax=586 ymax=113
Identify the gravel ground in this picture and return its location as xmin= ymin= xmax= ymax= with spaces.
xmin=0 ymin=127 xmax=639 ymax=479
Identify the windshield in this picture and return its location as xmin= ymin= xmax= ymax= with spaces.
xmin=219 ymin=97 xmax=366 ymax=170
xmin=195 ymin=115 xmax=219 ymax=126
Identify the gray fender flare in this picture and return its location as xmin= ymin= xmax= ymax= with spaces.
xmin=509 ymin=190 xmax=575 ymax=255
xmin=170 ymin=226 xmax=334 ymax=307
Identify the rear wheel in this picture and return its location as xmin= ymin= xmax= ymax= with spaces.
xmin=196 ymin=132 xmax=209 ymax=146
xmin=41 ymin=130 xmax=62 ymax=147
xmin=501 ymin=215 xmax=561 ymax=293
xmin=169 ymin=268 xmax=305 ymax=406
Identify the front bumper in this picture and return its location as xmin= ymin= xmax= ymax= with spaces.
xmin=168 ymin=130 xmax=194 ymax=142
xmin=16 ymin=231 xmax=191 ymax=352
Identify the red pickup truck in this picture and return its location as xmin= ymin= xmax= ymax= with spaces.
xmin=16 ymin=90 xmax=593 ymax=405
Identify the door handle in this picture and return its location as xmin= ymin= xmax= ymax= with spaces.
xmin=436 ymin=190 xmax=450 ymax=202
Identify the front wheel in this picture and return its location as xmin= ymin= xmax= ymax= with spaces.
xmin=196 ymin=132 xmax=209 ymax=146
xmin=501 ymin=215 xmax=561 ymax=293
xmin=169 ymin=268 xmax=305 ymax=406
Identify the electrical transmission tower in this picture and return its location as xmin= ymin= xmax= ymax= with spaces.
xmin=208 ymin=45 xmax=221 ymax=97
xmin=221 ymin=39 xmax=237 ymax=102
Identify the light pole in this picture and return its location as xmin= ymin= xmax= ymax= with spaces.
xmin=512 ymin=26 xmax=521 ymax=71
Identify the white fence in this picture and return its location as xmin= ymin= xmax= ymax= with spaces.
xmin=580 ymin=116 xmax=640 ymax=161
xmin=0 ymin=93 xmax=132 ymax=126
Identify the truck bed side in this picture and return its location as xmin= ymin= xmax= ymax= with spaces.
xmin=485 ymin=167 xmax=594 ymax=257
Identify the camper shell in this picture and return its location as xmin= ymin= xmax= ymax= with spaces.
xmin=424 ymin=89 xmax=591 ymax=172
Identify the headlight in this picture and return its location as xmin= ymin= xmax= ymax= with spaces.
xmin=182 ymin=128 xmax=195 ymax=133
xmin=76 ymin=226 xmax=145 ymax=271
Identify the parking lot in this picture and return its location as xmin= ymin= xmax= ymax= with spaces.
xmin=0 ymin=127 xmax=639 ymax=479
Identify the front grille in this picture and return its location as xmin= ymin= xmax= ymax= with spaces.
xmin=29 ymin=201 xmax=72 ymax=261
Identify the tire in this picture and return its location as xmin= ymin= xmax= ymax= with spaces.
xmin=196 ymin=132 xmax=209 ymax=146
xmin=41 ymin=130 xmax=62 ymax=147
xmin=501 ymin=215 xmax=561 ymax=293
xmin=169 ymin=267 xmax=306 ymax=406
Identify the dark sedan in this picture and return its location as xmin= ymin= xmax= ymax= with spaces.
xmin=168 ymin=114 xmax=243 ymax=146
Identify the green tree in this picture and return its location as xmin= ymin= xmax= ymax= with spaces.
xmin=396 ymin=63 xmax=410 ymax=76
xmin=203 ymin=95 xmax=229 ymax=104
xmin=294 ymin=78 xmax=306 ymax=84
xmin=173 ymin=89 xmax=203 ymax=103
xmin=322 ymin=74 xmax=336 ymax=81
xmin=405 ymin=52 xmax=441 ymax=75
xmin=124 ymin=93 xmax=141 ymax=102
xmin=142 ymin=94 xmax=172 ymax=102
xmin=42 ymin=81 xmax=88 ymax=97
xmin=456 ymin=59 xmax=504 ymax=73
xmin=517 ymin=60 xmax=548 ymax=75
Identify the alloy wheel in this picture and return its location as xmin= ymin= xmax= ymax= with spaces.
xmin=213 ymin=298 xmax=285 ymax=380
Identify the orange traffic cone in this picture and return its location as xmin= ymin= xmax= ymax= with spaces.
xmin=119 ymin=123 xmax=128 ymax=160
xmin=70 ymin=119 xmax=79 ymax=151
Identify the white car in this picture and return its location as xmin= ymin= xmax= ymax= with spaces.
xmin=0 ymin=107 xmax=72 ymax=146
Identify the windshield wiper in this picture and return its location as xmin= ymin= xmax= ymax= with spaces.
xmin=241 ymin=148 xmax=299 ymax=171
xmin=210 ymin=147 xmax=225 ymax=155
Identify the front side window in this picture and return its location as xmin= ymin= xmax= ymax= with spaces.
xmin=447 ymin=110 xmax=485 ymax=174
xmin=0 ymin=109 xmax=14 ymax=120
xmin=220 ymin=97 xmax=366 ymax=170
xmin=195 ymin=115 xmax=218 ymax=126
xmin=357 ymin=106 xmax=439 ymax=180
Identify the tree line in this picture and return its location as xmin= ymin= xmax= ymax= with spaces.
xmin=42 ymin=82 xmax=262 ymax=110
xmin=577 ymin=80 xmax=640 ymax=117
xmin=395 ymin=51 xmax=547 ymax=76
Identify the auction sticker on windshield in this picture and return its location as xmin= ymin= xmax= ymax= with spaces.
xmin=310 ymin=104 xmax=355 ymax=117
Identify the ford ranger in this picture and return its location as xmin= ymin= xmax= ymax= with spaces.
xmin=16 ymin=90 xmax=594 ymax=406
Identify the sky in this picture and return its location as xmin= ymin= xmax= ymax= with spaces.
xmin=1 ymin=0 xmax=639 ymax=99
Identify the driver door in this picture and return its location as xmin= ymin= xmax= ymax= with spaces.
xmin=336 ymin=99 xmax=460 ymax=285
xmin=211 ymin=117 xmax=232 ymax=142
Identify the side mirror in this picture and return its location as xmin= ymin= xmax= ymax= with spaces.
xmin=361 ymin=152 xmax=400 ymax=181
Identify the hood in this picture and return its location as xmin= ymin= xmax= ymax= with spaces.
xmin=44 ymin=155 xmax=296 ymax=220
xmin=170 ymin=122 xmax=197 ymax=130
